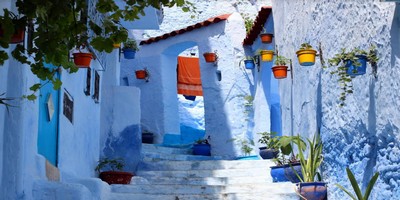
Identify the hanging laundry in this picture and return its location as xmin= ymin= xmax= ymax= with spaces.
xmin=177 ymin=56 xmax=203 ymax=96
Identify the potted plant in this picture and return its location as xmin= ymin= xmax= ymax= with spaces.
xmin=193 ymin=136 xmax=211 ymax=156
xmin=257 ymin=131 xmax=279 ymax=159
xmin=122 ymin=38 xmax=139 ymax=59
xmin=135 ymin=68 xmax=149 ymax=81
xmin=242 ymin=56 xmax=256 ymax=69
xmin=235 ymin=138 xmax=258 ymax=160
xmin=328 ymin=45 xmax=378 ymax=107
xmin=259 ymin=49 xmax=274 ymax=62
xmin=95 ymin=158 xmax=134 ymax=185
xmin=296 ymin=43 xmax=318 ymax=66
xmin=0 ymin=11 xmax=26 ymax=44
xmin=72 ymin=45 xmax=93 ymax=68
xmin=335 ymin=167 xmax=379 ymax=200
xmin=270 ymin=135 xmax=305 ymax=183
xmin=272 ymin=55 xmax=289 ymax=79
xmin=295 ymin=134 xmax=327 ymax=200
xmin=203 ymin=52 xmax=218 ymax=63
xmin=259 ymin=26 xmax=273 ymax=44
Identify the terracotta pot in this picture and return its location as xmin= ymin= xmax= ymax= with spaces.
xmin=271 ymin=65 xmax=288 ymax=79
xmin=260 ymin=50 xmax=274 ymax=62
xmin=99 ymin=171 xmax=134 ymax=185
xmin=135 ymin=70 xmax=147 ymax=79
xmin=203 ymin=52 xmax=217 ymax=63
xmin=296 ymin=49 xmax=317 ymax=66
xmin=297 ymin=182 xmax=328 ymax=200
xmin=0 ymin=26 xmax=25 ymax=44
xmin=260 ymin=33 xmax=273 ymax=44
xmin=73 ymin=53 xmax=93 ymax=68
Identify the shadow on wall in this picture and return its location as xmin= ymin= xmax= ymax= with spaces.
xmin=390 ymin=3 xmax=400 ymax=66
xmin=103 ymin=124 xmax=141 ymax=172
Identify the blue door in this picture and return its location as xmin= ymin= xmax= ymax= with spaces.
xmin=38 ymin=64 xmax=60 ymax=166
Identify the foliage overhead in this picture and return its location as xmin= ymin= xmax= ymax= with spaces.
xmin=0 ymin=0 xmax=195 ymax=100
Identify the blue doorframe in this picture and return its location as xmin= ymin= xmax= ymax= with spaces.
xmin=38 ymin=64 xmax=60 ymax=166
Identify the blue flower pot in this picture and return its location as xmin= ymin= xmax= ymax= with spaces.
xmin=123 ymin=49 xmax=136 ymax=59
xmin=193 ymin=144 xmax=211 ymax=156
xmin=297 ymin=182 xmax=328 ymax=200
xmin=236 ymin=155 xmax=260 ymax=160
xmin=244 ymin=60 xmax=255 ymax=69
xmin=259 ymin=147 xmax=278 ymax=159
xmin=346 ymin=55 xmax=367 ymax=76
xmin=270 ymin=163 xmax=303 ymax=183
xmin=270 ymin=165 xmax=288 ymax=182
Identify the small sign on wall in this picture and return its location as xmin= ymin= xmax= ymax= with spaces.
xmin=63 ymin=90 xmax=73 ymax=124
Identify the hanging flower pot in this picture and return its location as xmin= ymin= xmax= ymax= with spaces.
xmin=296 ymin=49 xmax=317 ymax=66
xmin=297 ymin=182 xmax=328 ymax=200
xmin=99 ymin=171 xmax=134 ymax=185
xmin=135 ymin=70 xmax=148 ymax=79
xmin=123 ymin=49 xmax=136 ymax=59
xmin=203 ymin=52 xmax=218 ymax=63
xmin=10 ymin=28 xmax=24 ymax=44
xmin=73 ymin=53 xmax=93 ymax=68
xmin=260 ymin=33 xmax=273 ymax=44
xmin=244 ymin=59 xmax=255 ymax=69
xmin=271 ymin=65 xmax=288 ymax=79
xmin=113 ymin=43 xmax=121 ymax=49
xmin=345 ymin=55 xmax=367 ymax=76
xmin=260 ymin=50 xmax=274 ymax=62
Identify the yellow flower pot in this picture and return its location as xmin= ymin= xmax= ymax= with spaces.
xmin=296 ymin=49 xmax=317 ymax=66
xmin=113 ymin=43 xmax=121 ymax=48
xmin=260 ymin=50 xmax=274 ymax=62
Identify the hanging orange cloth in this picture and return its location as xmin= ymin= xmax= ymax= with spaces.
xmin=177 ymin=56 xmax=203 ymax=96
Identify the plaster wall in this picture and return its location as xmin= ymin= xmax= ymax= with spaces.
xmin=272 ymin=0 xmax=400 ymax=198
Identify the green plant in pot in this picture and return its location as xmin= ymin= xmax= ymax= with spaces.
xmin=270 ymin=135 xmax=306 ymax=183
xmin=241 ymin=56 xmax=256 ymax=69
xmin=328 ymin=45 xmax=378 ymax=107
xmin=122 ymin=38 xmax=139 ymax=59
xmin=257 ymin=131 xmax=279 ymax=159
xmin=230 ymin=136 xmax=257 ymax=160
xmin=272 ymin=55 xmax=289 ymax=79
xmin=296 ymin=42 xmax=317 ymax=66
xmin=95 ymin=158 xmax=134 ymax=185
xmin=294 ymin=134 xmax=327 ymax=200
xmin=193 ymin=136 xmax=211 ymax=156
xmin=335 ymin=167 xmax=379 ymax=200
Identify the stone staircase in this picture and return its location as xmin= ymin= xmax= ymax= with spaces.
xmin=109 ymin=144 xmax=298 ymax=200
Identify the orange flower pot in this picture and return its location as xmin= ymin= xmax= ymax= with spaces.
xmin=73 ymin=53 xmax=93 ymax=68
xmin=135 ymin=70 xmax=148 ymax=79
xmin=203 ymin=52 xmax=217 ymax=63
xmin=10 ymin=28 xmax=25 ymax=44
xmin=271 ymin=65 xmax=288 ymax=79
xmin=260 ymin=33 xmax=273 ymax=44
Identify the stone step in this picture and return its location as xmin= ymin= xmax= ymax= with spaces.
xmin=136 ymin=168 xmax=270 ymax=178
xmin=142 ymin=152 xmax=225 ymax=161
xmin=130 ymin=176 xmax=272 ymax=185
xmin=109 ymin=192 xmax=298 ymax=200
xmin=142 ymin=144 xmax=193 ymax=155
xmin=111 ymin=182 xmax=297 ymax=195
xmin=138 ymin=159 xmax=275 ymax=171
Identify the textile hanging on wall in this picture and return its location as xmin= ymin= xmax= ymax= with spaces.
xmin=177 ymin=56 xmax=203 ymax=96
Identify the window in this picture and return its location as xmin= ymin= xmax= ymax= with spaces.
xmin=63 ymin=89 xmax=73 ymax=124
xmin=93 ymin=70 xmax=100 ymax=103
xmin=84 ymin=68 xmax=91 ymax=96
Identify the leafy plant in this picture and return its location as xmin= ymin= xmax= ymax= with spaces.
xmin=335 ymin=168 xmax=379 ymax=200
xmin=273 ymin=135 xmax=306 ymax=166
xmin=327 ymin=45 xmax=378 ymax=107
xmin=123 ymin=38 xmax=139 ymax=51
xmin=274 ymin=55 xmax=289 ymax=66
xmin=0 ymin=0 xmax=195 ymax=100
xmin=241 ymin=13 xmax=254 ymax=34
xmin=257 ymin=132 xmax=279 ymax=149
xmin=299 ymin=43 xmax=314 ymax=50
xmin=95 ymin=158 xmax=125 ymax=173
xmin=230 ymin=137 xmax=255 ymax=156
xmin=195 ymin=136 xmax=210 ymax=145
xmin=295 ymin=134 xmax=324 ymax=182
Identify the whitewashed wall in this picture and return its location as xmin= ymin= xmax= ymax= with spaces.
xmin=272 ymin=0 xmax=400 ymax=198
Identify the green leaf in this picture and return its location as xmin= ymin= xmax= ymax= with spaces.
xmin=346 ymin=168 xmax=364 ymax=200
xmin=26 ymin=94 xmax=37 ymax=101
xmin=52 ymin=79 xmax=62 ymax=90
xmin=29 ymin=83 xmax=41 ymax=91
xmin=336 ymin=183 xmax=357 ymax=200
xmin=364 ymin=172 xmax=379 ymax=200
